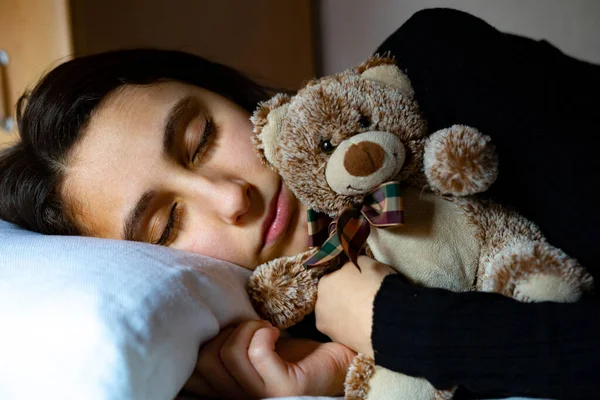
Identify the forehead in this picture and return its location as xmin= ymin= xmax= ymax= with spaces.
xmin=62 ymin=82 xmax=189 ymax=236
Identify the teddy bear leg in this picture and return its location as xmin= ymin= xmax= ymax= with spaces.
xmin=423 ymin=125 xmax=498 ymax=196
xmin=344 ymin=353 xmax=454 ymax=400
xmin=481 ymin=241 xmax=593 ymax=303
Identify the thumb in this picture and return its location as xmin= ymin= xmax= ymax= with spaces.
xmin=295 ymin=342 xmax=357 ymax=396
xmin=248 ymin=327 xmax=291 ymax=386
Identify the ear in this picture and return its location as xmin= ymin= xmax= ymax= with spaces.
xmin=357 ymin=54 xmax=414 ymax=97
xmin=251 ymin=93 xmax=291 ymax=169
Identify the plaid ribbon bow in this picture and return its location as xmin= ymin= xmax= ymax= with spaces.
xmin=303 ymin=182 xmax=404 ymax=269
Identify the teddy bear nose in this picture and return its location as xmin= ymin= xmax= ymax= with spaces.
xmin=343 ymin=141 xmax=386 ymax=176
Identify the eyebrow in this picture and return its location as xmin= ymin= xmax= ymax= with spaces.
xmin=123 ymin=190 xmax=156 ymax=241
xmin=163 ymin=96 xmax=194 ymax=156
xmin=122 ymin=96 xmax=194 ymax=241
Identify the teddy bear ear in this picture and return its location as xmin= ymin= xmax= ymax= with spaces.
xmin=251 ymin=93 xmax=291 ymax=169
xmin=357 ymin=54 xmax=414 ymax=97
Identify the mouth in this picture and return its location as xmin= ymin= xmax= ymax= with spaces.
xmin=345 ymin=184 xmax=365 ymax=194
xmin=260 ymin=179 xmax=292 ymax=250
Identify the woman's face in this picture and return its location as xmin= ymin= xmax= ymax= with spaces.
xmin=63 ymin=81 xmax=308 ymax=270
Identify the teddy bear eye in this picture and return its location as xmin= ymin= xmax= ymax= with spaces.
xmin=358 ymin=115 xmax=372 ymax=128
xmin=320 ymin=139 xmax=336 ymax=154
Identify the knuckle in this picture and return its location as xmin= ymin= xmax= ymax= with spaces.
xmin=247 ymin=342 xmax=268 ymax=363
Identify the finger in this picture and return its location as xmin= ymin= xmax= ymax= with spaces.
xmin=182 ymin=373 xmax=219 ymax=398
xmin=196 ymin=326 xmax=249 ymax=399
xmin=295 ymin=342 xmax=358 ymax=395
xmin=221 ymin=320 xmax=272 ymax=396
xmin=248 ymin=326 xmax=292 ymax=392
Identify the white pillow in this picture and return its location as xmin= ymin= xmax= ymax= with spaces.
xmin=0 ymin=220 xmax=258 ymax=400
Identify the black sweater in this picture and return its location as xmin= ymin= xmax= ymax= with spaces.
xmin=370 ymin=8 xmax=600 ymax=400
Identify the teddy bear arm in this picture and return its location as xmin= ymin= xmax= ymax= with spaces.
xmin=247 ymin=248 xmax=342 ymax=330
xmin=247 ymin=251 xmax=321 ymax=329
xmin=423 ymin=125 xmax=498 ymax=196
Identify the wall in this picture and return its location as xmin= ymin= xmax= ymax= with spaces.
xmin=0 ymin=0 xmax=73 ymax=145
xmin=319 ymin=0 xmax=600 ymax=75
xmin=70 ymin=0 xmax=316 ymax=90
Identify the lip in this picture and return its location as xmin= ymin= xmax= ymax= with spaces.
xmin=260 ymin=180 xmax=292 ymax=250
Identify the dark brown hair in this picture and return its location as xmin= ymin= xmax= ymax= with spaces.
xmin=0 ymin=49 xmax=270 ymax=235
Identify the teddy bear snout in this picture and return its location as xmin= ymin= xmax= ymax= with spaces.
xmin=344 ymin=142 xmax=386 ymax=177
xmin=325 ymin=131 xmax=406 ymax=195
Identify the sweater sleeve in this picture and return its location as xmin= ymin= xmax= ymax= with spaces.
xmin=372 ymin=274 xmax=600 ymax=399
xmin=367 ymin=9 xmax=600 ymax=399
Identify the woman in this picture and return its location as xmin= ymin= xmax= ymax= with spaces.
xmin=0 ymin=7 xmax=598 ymax=400
xmin=0 ymin=48 xmax=354 ymax=398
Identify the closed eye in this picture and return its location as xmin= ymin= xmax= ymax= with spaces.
xmin=190 ymin=118 xmax=214 ymax=163
xmin=153 ymin=203 xmax=183 ymax=246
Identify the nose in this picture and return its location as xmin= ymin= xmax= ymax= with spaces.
xmin=184 ymin=175 xmax=251 ymax=225
xmin=343 ymin=141 xmax=385 ymax=176
xmin=214 ymin=179 xmax=251 ymax=225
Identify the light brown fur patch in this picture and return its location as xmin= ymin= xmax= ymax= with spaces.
xmin=356 ymin=54 xmax=397 ymax=74
xmin=344 ymin=353 xmax=376 ymax=400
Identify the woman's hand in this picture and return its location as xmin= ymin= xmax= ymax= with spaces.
xmin=183 ymin=320 xmax=356 ymax=399
xmin=315 ymin=256 xmax=396 ymax=357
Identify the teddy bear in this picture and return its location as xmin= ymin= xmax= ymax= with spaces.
xmin=246 ymin=55 xmax=593 ymax=400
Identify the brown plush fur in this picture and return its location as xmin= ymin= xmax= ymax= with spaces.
xmin=424 ymin=125 xmax=498 ymax=196
xmin=355 ymin=53 xmax=397 ymax=74
xmin=344 ymin=353 xmax=375 ymax=400
xmin=247 ymin=55 xmax=593 ymax=400
xmin=247 ymin=252 xmax=319 ymax=329
xmin=247 ymin=249 xmax=339 ymax=329
xmin=253 ymin=55 xmax=429 ymax=217
xmin=456 ymin=197 xmax=593 ymax=300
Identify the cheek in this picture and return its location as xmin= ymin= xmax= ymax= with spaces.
xmin=177 ymin=228 xmax=250 ymax=268
xmin=222 ymin=122 xmax=266 ymax=171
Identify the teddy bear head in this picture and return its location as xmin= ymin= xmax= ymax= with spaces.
xmin=252 ymin=55 xmax=428 ymax=216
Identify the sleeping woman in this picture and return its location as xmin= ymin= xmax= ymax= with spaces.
xmin=1 ymin=8 xmax=598 ymax=400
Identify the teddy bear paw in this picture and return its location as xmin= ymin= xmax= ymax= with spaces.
xmin=247 ymin=251 xmax=321 ymax=329
xmin=424 ymin=125 xmax=498 ymax=196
